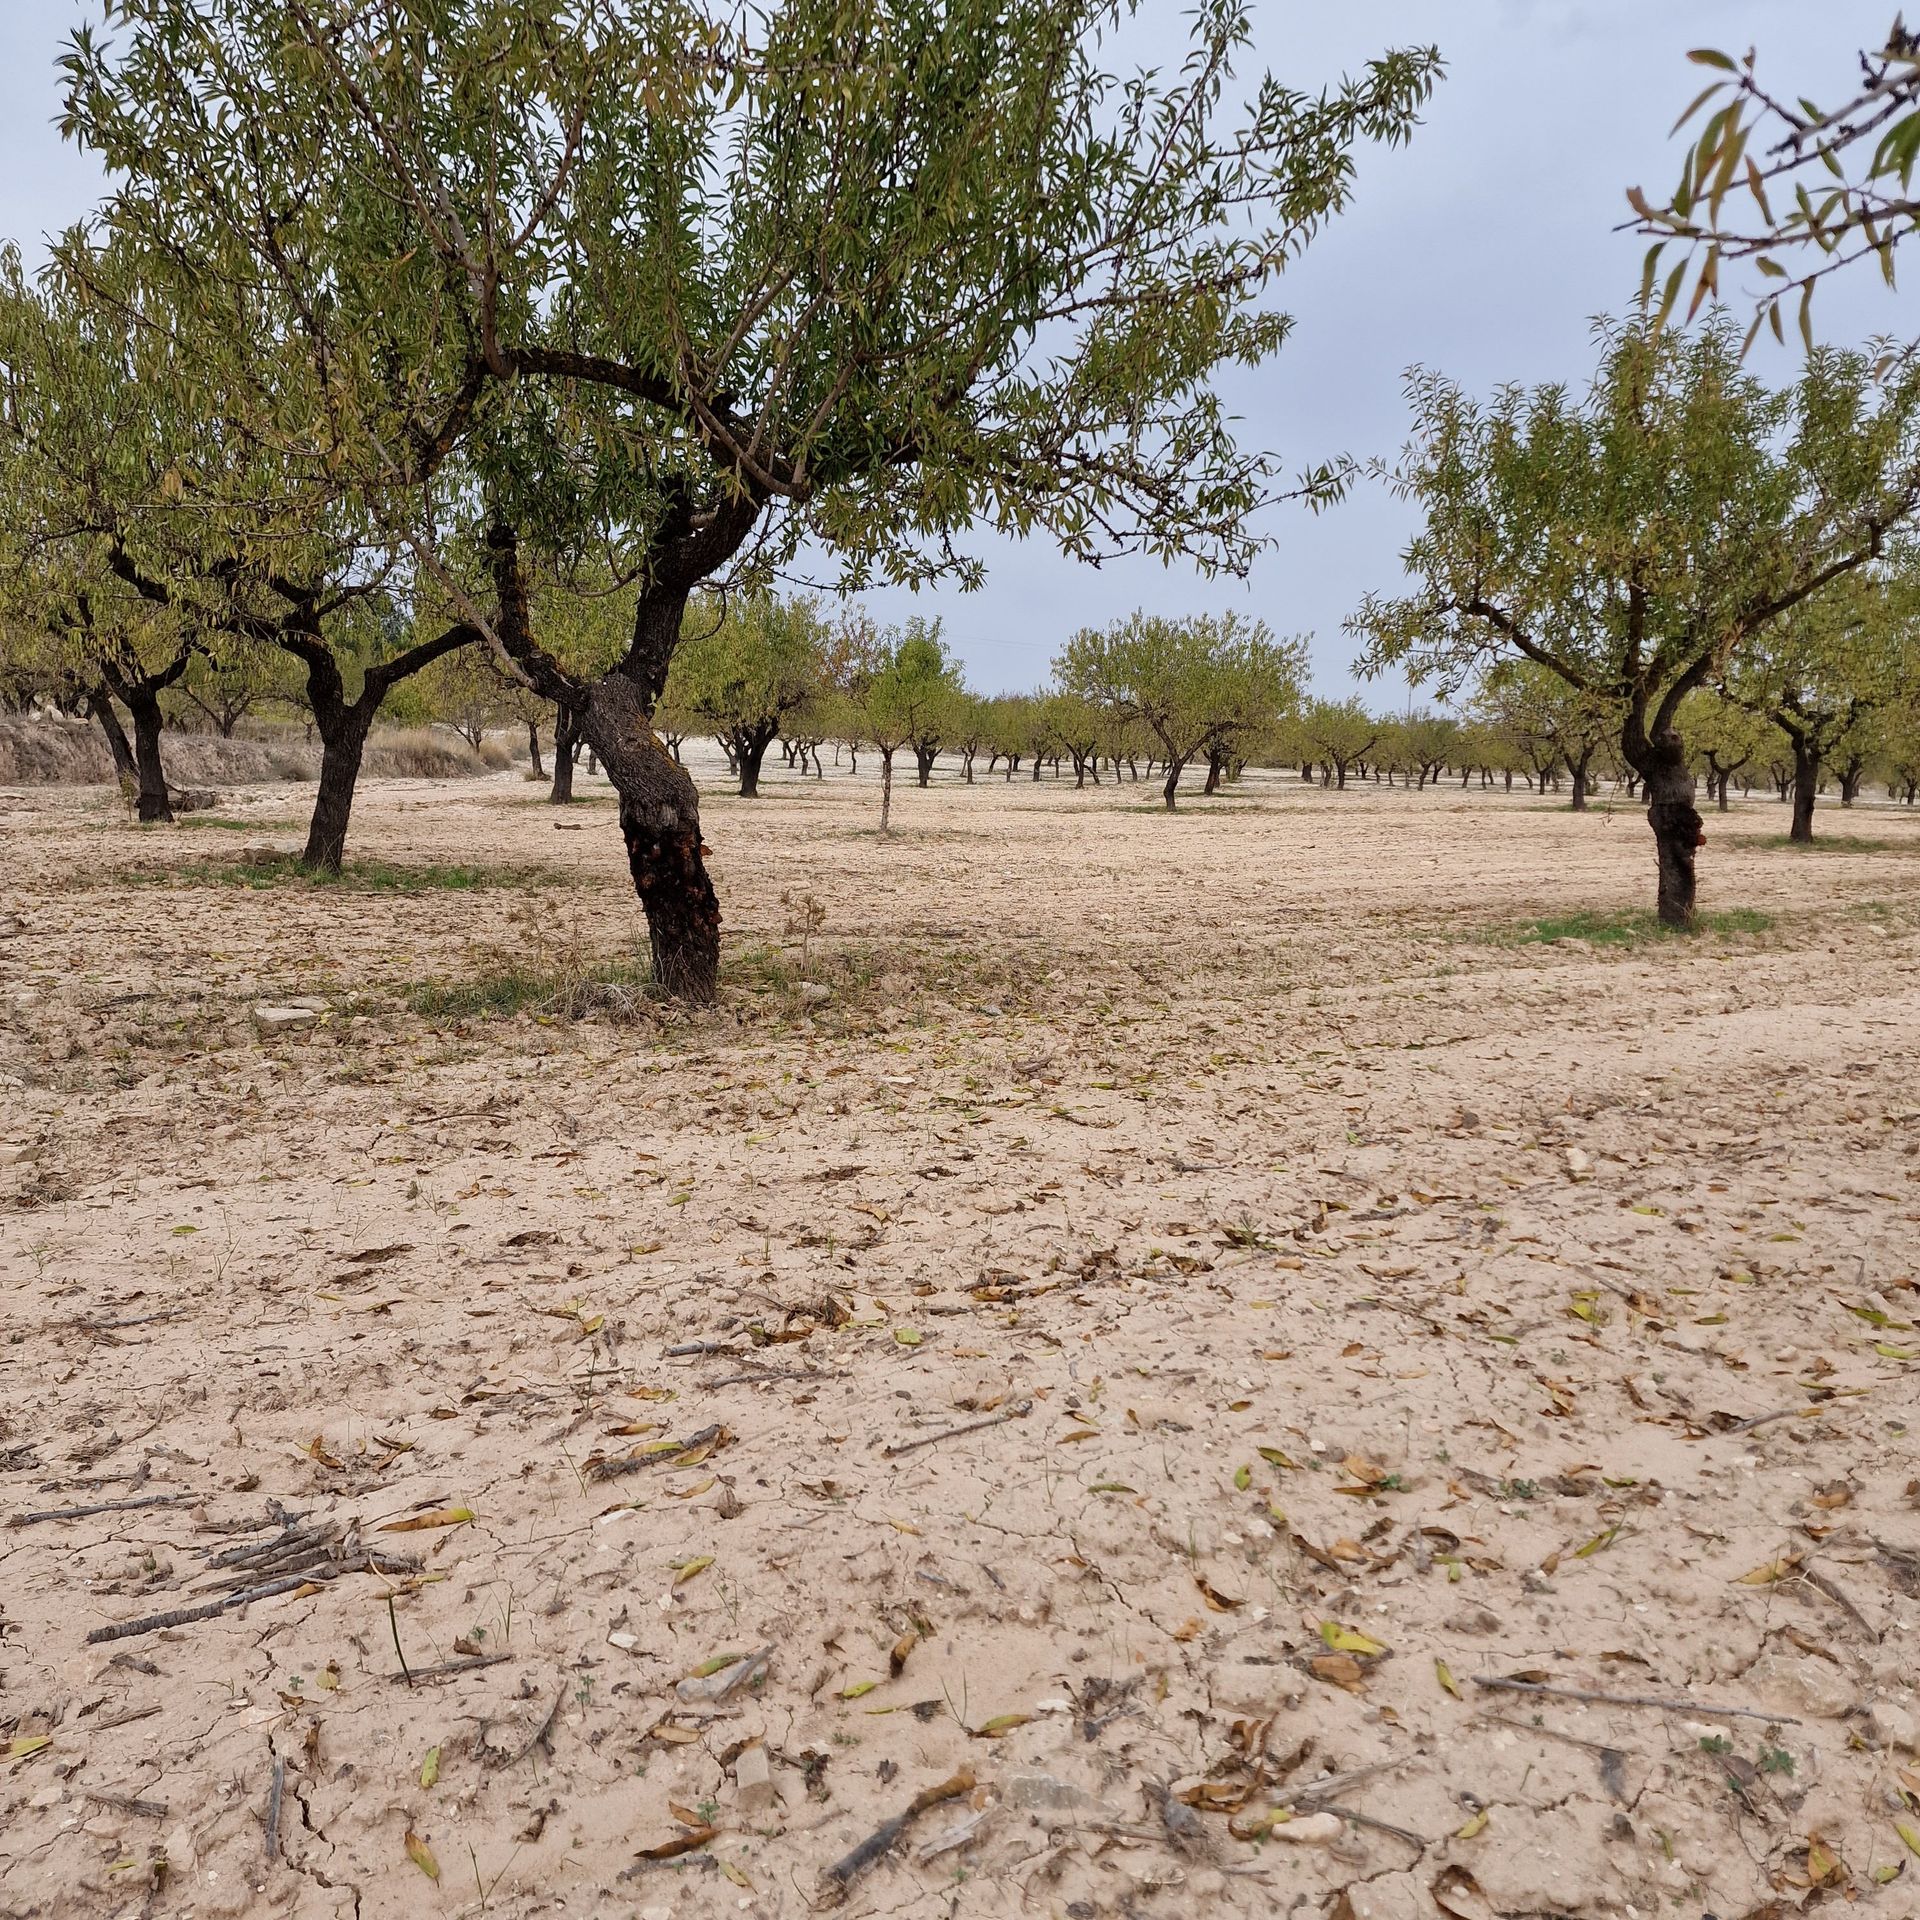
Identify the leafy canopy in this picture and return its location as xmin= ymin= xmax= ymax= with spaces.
xmin=1350 ymin=313 xmax=1920 ymax=771
xmin=60 ymin=0 xmax=1441 ymax=629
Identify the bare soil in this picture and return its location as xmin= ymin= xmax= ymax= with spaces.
xmin=2 ymin=758 xmax=1918 ymax=1920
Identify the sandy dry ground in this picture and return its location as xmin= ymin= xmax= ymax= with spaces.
xmin=2 ymin=755 xmax=1919 ymax=1920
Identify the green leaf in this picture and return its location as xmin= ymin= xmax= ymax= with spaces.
xmin=1686 ymin=48 xmax=1739 ymax=71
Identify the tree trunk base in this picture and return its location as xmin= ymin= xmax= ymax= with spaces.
xmin=1648 ymin=793 xmax=1703 ymax=928
xmin=582 ymin=676 xmax=721 ymax=1004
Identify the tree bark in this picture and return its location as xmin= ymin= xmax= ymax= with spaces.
xmin=1161 ymin=756 xmax=1186 ymax=811
xmin=1641 ymin=753 xmax=1703 ymax=927
xmin=304 ymin=706 xmax=373 ymax=873
xmin=1569 ymin=753 xmax=1592 ymax=813
xmin=124 ymin=688 xmax=173 ymax=823
xmin=737 ymin=724 xmax=776 ymax=798
xmin=85 ymin=686 xmax=138 ymax=788
xmin=527 ymin=720 xmax=545 ymax=779
xmin=914 ymin=744 xmax=936 ymax=788
xmin=880 ymin=746 xmax=895 ymax=834
xmin=1788 ymin=734 xmax=1819 ymax=843
xmin=579 ymin=673 xmax=719 ymax=1004
xmin=551 ymin=702 xmax=579 ymax=804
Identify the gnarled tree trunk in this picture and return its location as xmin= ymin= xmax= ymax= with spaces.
xmin=1788 ymin=734 xmax=1819 ymax=843
xmin=551 ymin=702 xmax=579 ymax=804
xmin=580 ymin=673 xmax=719 ymax=1004
xmin=304 ymin=706 xmax=374 ymax=872
xmin=1637 ymin=747 xmax=1703 ymax=927
xmin=84 ymin=685 xmax=138 ymax=788
xmin=124 ymin=687 xmax=174 ymax=823
xmin=527 ymin=720 xmax=545 ymax=778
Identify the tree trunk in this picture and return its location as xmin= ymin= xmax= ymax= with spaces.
xmin=303 ymin=707 xmax=373 ymax=873
xmin=1838 ymin=759 xmax=1864 ymax=806
xmin=1641 ymin=752 xmax=1703 ymax=928
xmin=880 ymin=746 xmax=895 ymax=834
xmin=526 ymin=719 xmax=545 ymax=778
xmin=1203 ymin=748 xmax=1224 ymax=795
xmin=914 ymin=744 xmax=936 ymax=788
xmin=1569 ymin=755 xmax=1591 ymax=812
xmin=86 ymin=686 xmax=138 ymax=788
xmin=579 ymin=674 xmax=719 ymax=1004
xmin=1161 ymin=757 xmax=1184 ymax=811
xmin=1789 ymin=735 xmax=1819 ymax=844
xmin=124 ymin=689 xmax=174 ymax=823
xmin=551 ymin=703 xmax=579 ymax=804
xmin=738 ymin=726 xmax=775 ymax=798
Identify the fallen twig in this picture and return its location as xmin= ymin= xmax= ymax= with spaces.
xmin=85 ymin=1572 xmax=321 ymax=1644
xmin=1316 ymin=1803 xmax=1427 ymax=1848
xmin=704 ymin=1366 xmax=847 ymax=1388
xmin=665 ymin=1340 xmax=739 ymax=1358
xmin=82 ymin=1788 xmax=168 ymax=1818
xmin=1724 ymin=1403 xmax=1824 ymax=1437
xmin=82 ymin=1309 xmax=184 ymax=1334
xmin=265 ymin=1757 xmax=285 ymax=1864
xmin=882 ymin=1400 xmax=1032 ymax=1458
xmin=1471 ymin=1675 xmax=1798 ymax=1725
xmin=10 ymin=1493 xmax=197 ymax=1528
xmin=485 ymin=1686 xmax=565 ymax=1769
xmin=1801 ymin=1565 xmax=1879 ymax=1641
xmin=384 ymin=1652 xmax=512 ymax=1684
xmin=820 ymin=1766 xmax=975 ymax=1899
xmin=90 ymin=1704 xmax=163 ymax=1731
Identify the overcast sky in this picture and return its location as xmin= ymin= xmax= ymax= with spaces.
xmin=0 ymin=4 xmax=1908 ymax=696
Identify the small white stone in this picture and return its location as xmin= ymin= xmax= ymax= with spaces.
xmin=253 ymin=1005 xmax=319 ymax=1033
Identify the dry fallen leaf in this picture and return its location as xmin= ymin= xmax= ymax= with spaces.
xmin=379 ymin=1507 xmax=475 ymax=1532
xmin=635 ymin=1825 xmax=717 ymax=1861
xmin=1735 ymin=1551 xmax=1803 ymax=1585
xmin=1310 ymin=1653 xmax=1368 ymax=1693
xmin=404 ymin=1828 xmax=439 ymax=1881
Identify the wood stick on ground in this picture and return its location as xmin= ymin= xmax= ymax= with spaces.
xmin=820 ymin=1766 xmax=976 ymax=1897
xmin=82 ymin=1788 xmax=168 ymax=1818
xmin=1801 ymin=1564 xmax=1879 ymax=1641
xmin=265 ymin=1757 xmax=285 ymax=1864
xmin=85 ymin=1571 xmax=327 ymax=1644
xmin=1316 ymin=1803 xmax=1427 ymax=1848
xmin=1471 ymin=1675 xmax=1798 ymax=1725
xmin=486 ymin=1686 xmax=565 ymax=1769
xmin=90 ymin=1703 xmax=162 ymax=1731
xmin=384 ymin=1652 xmax=512 ymax=1684
xmin=882 ymin=1400 xmax=1032 ymax=1458
xmin=10 ymin=1492 xmax=197 ymax=1528
xmin=1725 ymin=1403 xmax=1825 ymax=1437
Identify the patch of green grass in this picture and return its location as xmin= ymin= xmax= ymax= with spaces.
xmin=409 ymin=955 xmax=654 ymax=1020
xmin=118 ymin=852 xmax=581 ymax=893
xmin=169 ymin=816 xmax=303 ymax=833
xmin=1751 ymin=832 xmax=1911 ymax=854
xmin=1483 ymin=907 xmax=1774 ymax=949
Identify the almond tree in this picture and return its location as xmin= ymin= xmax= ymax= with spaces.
xmin=1297 ymin=697 xmax=1377 ymax=789
xmin=1726 ymin=567 xmax=1918 ymax=840
xmin=662 ymin=593 xmax=828 ymax=798
xmin=64 ymin=0 xmax=1437 ymax=999
xmin=1352 ymin=315 xmax=1920 ymax=925
xmin=1058 ymin=611 xmax=1303 ymax=809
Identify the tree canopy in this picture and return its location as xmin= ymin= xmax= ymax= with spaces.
xmin=1351 ymin=313 xmax=1920 ymax=921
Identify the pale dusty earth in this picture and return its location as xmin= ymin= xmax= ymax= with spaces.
xmin=2 ymin=751 xmax=1919 ymax=1920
